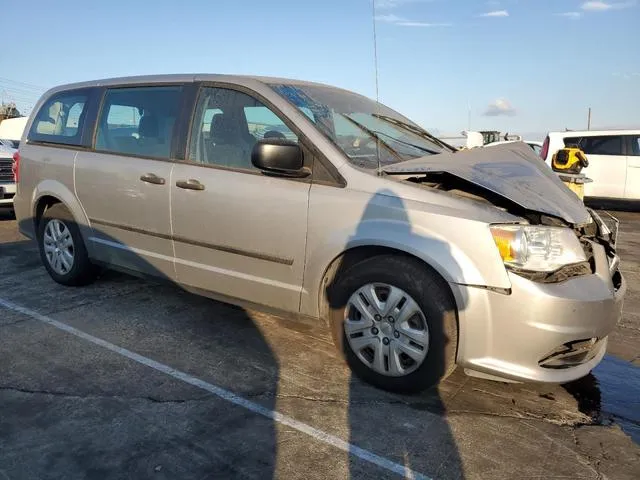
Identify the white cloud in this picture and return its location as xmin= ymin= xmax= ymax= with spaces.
xmin=376 ymin=12 xmax=452 ymax=27
xmin=375 ymin=0 xmax=401 ymax=8
xmin=582 ymin=1 xmax=612 ymax=9
xmin=375 ymin=13 xmax=405 ymax=23
xmin=396 ymin=21 xmax=452 ymax=27
xmin=375 ymin=0 xmax=429 ymax=9
xmin=556 ymin=11 xmax=583 ymax=18
xmin=484 ymin=99 xmax=517 ymax=117
xmin=613 ymin=72 xmax=640 ymax=79
xmin=581 ymin=1 xmax=636 ymax=11
xmin=480 ymin=10 xmax=509 ymax=17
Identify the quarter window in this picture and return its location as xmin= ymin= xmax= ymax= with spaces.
xmin=95 ymin=86 xmax=182 ymax=159
xmin=28 ymin=90 xmax=90 ymax=146
xmin=188 ymin=87 xmax=297 ymax=170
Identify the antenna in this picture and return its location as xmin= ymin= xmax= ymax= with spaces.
xmin=372 ymin=0 xmax=380 ymax=104
xmin=372 ymin=0 xmax=382 ymax=176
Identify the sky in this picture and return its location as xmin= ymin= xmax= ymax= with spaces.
xmin=1 ymin=0 xmax=639 ymax=140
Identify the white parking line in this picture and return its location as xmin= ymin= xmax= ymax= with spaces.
xmin=0 ymin=297 xmax=430 ymax=480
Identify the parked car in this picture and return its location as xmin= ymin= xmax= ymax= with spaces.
xmin=0 ymin=141 xmax=16 ymax=209
xmin=541 ymin=129 xmax=640 ymax=201
xmin=0 ymin=138 xmax=20 ymax=149
xmin=485 ymin=139 xmax=543 ymax=156
xmin=13 ymin=75 xmax=625 ymax=392
xmin=0 ymin=116 xmax=28 ymax=147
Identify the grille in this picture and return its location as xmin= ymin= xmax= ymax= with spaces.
xmin=0 ymin=158 xmax=13 ymax=181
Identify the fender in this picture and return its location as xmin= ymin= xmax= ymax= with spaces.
xmin=300 ymin=217 xmax=511 ymax=319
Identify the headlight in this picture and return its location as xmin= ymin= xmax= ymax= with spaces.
xmin=490 ymin=225 xmax=587 ymax=272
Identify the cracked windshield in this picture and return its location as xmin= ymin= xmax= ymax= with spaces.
xmin=272 ymin=83 xmax=452 ymax=169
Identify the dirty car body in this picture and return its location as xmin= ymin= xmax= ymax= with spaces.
xmin=12 ymin=74 xmax=625 ymax=391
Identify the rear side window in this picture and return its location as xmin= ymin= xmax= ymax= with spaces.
xmin=28 ymin=90 xmax=90 ymax=146
xmin=564 ymin=135 xmax=624 ymax=156
xmin=95 ymin=86 xmax=183 ymax=160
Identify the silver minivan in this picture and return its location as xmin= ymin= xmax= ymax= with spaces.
xmin=13 ymin=74 xmax=626 ymax=392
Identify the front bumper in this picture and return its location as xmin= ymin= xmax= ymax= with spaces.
xmin=0 ymin=182 xmax=16 ymax=207
xmin=452 ymin=240 xmax=625 ymax=383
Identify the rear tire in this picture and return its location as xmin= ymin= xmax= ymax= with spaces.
xmin=37 ymin=203 xmax=97 ymax=286
xmin=327 ymin=255 xmax=458 ymax=393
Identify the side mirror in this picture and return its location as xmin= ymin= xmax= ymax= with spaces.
xmin=251 ymin=138 xmax=309 ymax=178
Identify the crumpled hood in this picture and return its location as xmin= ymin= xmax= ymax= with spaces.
xmin=383 ymin=141 xmax=591 ymax=226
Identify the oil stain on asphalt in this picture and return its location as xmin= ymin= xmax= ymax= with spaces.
xmin=564 ymin=355 xmax=640 ymax=443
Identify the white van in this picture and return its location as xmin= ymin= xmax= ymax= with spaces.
xmin=540 ymin=130 xmax=640 ymax=201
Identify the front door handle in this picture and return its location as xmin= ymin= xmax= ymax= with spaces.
xmin=176 ymin=179 xmax=205 ymax=191
xmin=140 ymin=173 xmax=165 ymax=185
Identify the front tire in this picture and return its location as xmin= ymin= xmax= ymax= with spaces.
xmin=38 ymin=203 xmax=97 ymax=286
xmin=327 ymin=255 xmax=458 ymax=393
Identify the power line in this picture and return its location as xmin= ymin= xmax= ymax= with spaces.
xmin=0 ymin=77 xmax=49 ymax=91
xmin=0 ymin=83 xmax=45 ymax=96
xmin=0 ymin=88 xmax=42 ymax=98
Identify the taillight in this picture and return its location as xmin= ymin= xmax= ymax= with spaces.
xmin=540 ymin=136 xmax=549 ymax=160
xmin=12 ymin=151 xmax=20 ymax=182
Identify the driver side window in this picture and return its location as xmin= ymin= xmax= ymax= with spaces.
xmin=188 ymin=87 xmax=297 ymax=171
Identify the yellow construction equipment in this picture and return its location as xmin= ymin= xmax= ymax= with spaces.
xmin=552 ymin=146 xmax=591 ymax=200
xmin=551 ymin=146 xmax=589 ymax=174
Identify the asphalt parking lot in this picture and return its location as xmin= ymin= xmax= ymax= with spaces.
xmin=0 ymin=208 xmax=639 ymax=480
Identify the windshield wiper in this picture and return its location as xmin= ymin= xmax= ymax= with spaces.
xmin=371 ymin=114 xmax=456 ymax=152
xmin=342 ymin=115 xmax=403 ymax=163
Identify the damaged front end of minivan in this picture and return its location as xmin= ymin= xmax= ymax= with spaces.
xmin=383 ymin=142 xmax=622 ymax=286
xmin=382 ymin=141 xmax=625 ymax=382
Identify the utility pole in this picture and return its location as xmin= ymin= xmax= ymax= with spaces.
xmin=587 ymin=107 xmax=591 ymax=130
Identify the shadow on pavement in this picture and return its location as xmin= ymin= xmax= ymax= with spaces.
xmin=325 ymin=190 xmax=465 ymax=478
xmin=0 ymin=191 xmax=464 ymax=479
xmin=0 ymin=215 xmax=280 ymax=480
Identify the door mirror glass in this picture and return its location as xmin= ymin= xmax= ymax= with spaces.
xmin=251 ymin=138 xmax=307 ymax=177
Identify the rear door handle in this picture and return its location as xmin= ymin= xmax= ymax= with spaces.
xmin=176 ymin=179 xmax=205 ymax=191
xmin=140 ymin=173 xmax=165 ymax=185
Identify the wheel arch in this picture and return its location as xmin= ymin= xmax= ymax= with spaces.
xmin=34 ymin=195 xmax=62 ymax=229
xmin=317 ymin=245 xmax=459 ymax=325
xmin=31 ymin=181 xmax=88 ymax=227
xmin=30 ymin=180 xmax=92 ymax=251
xmin=319 ymin=245 xmax=461 ymax=392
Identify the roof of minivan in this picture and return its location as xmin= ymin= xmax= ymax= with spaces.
xmin=41 ymin=73 xmax=350 ymax=96
xmin=547 ymin=129 xmax=640 ymax=136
